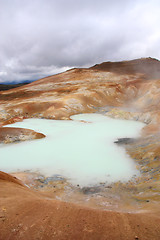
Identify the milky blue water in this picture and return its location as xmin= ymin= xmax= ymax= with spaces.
xmin=0 ymin=114 xmax=145 ymax=186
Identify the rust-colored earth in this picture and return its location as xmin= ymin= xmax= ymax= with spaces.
xmin=1 ymin=57 xmax=160 ymax=239
xmin=1 ymin=171 xmax=160 ymax=240
xmin=0 ymin=127 xmax=45 ymax=143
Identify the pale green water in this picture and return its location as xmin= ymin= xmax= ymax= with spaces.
xmin=0 ymin=114 xmax=145 ymax=186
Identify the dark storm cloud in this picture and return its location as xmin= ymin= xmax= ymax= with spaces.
xmin=0 ymin=0 xmax=160 ymax=82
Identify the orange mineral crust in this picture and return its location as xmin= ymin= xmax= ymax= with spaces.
xmin=0 ymin=127 xmax=45 ymax=143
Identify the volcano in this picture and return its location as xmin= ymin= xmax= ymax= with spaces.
xmin=0 ymin=58 xmax=160 ymax=240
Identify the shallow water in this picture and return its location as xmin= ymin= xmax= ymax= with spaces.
xmin=0 ymin=114 xmax=145 ymax=186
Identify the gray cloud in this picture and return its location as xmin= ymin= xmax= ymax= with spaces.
xmin=0 ymin=0 xmax=160 ymax=83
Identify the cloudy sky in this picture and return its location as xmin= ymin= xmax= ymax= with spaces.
xmin=0 ymin=0 xmax=160 ymax=83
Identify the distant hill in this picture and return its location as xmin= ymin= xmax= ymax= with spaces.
xmin=90 ymin=57 xmax=160 ymax=79
xmin=0 ymin=82 xmax=30 ymax=91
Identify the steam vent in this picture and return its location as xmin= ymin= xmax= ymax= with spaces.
xmin=1 ymin=58 xmax=160 ymax=239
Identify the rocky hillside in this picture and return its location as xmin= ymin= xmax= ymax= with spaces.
xmin=0 ymin=58 xmax=160 ymax=123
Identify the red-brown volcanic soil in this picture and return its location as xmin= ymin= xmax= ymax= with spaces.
xmin=0 ymin=171 xmax=160 ymax=240
xmin=1 ymin=58 xmax=160 ymax=239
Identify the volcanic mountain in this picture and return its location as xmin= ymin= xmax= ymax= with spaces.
xmin=0 ymin=57 xmax=160 ymax=123
xmin=1 ymin=58 xmax=160 ymax=239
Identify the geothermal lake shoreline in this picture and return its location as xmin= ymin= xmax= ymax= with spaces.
xmin=0 ymin=110 xmax=159 ymax=214
xmin=0 ymin=113 xmax=145 ymax=187
xmin=1 ymin=112 xmax=151 ymax=213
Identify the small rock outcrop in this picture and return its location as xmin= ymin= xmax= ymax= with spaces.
xmin=0 ymin=127 xmax=45 ymax=143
